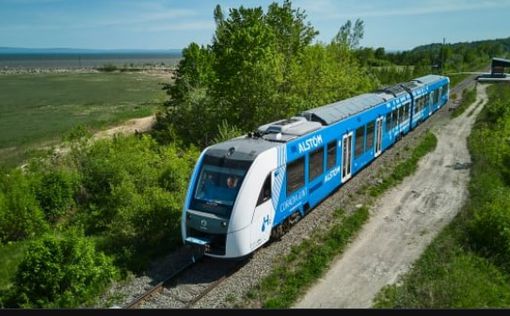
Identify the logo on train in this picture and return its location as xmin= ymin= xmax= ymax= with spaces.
xmin=280 ymin=189 xmax=306 ymax=213
xmin=261 ymin=215 xmax=271 ymax=232
xmin=324 ymin=166 xmax=341 ymax=183
xmin=298 ymin=135 xmax=323 ymax=154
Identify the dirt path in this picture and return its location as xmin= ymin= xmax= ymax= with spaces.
xmin=295 ymin=84 xmax=488 ymax=308
xmin=92 ymin=115 xmax=156 ymax=140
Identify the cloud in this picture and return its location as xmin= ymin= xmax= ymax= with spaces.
xmin=294 ymin=0 xmax=510 ymax=20
xmin=96 ymin=9 xmax=199 ymax=27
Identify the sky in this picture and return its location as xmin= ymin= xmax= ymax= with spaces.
xmin=1 ymin=0 xmax=509 ymax=51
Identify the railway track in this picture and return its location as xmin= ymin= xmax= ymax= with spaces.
xmin=123 ymin=245 xmax=247 ymax=309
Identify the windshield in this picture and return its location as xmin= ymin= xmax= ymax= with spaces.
xmin=190 ymin=155 xmax=251 ymax=217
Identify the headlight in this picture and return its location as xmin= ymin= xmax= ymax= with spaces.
xmin=221 ymin=221 xmax=227 ymax=227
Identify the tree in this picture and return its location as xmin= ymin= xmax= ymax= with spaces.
xmin=154 ymin=2 xmax=373 ymax=147
xmin=332 ymin=18 xmax=364 ymax=49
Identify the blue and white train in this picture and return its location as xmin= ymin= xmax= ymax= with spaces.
xmin=182 ymin=74 xmax=449 ymax=259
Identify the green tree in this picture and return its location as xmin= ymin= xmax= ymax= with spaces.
xmin=154 ymin=2 xmax=374 ymax=147
xmin=332 ymin=18 xmax=364 ymax=49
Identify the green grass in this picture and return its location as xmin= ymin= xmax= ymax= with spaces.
xmin=372 ymin=84 xmax=510 ymax=308
xmin=0 ymin=72 xmax=167 ymax=167
xmin=451 ymin=86 xmax=476 ymax=118
xmin=0 ymin=242 xmax=28 ymax=292
xmin=241 ymin=131 xmax=438 ymax=309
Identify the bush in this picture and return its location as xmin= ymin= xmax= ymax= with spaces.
xmin=12 ymin=231 xmax=118 ymax=308
xmin=0 ymin=170 xmax=48 ymax=242
xmin=35 ymin=170 xmax=79 ymax=223
xmin=72 ymin=135 xmax=198 ymax=270
xmin=468 ymin=191 xmax=510 ymax=271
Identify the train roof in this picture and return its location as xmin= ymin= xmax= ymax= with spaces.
xmin=412 ymin=74 xmax=447 ymax=85
xmin=205 ymin=136 xmax=280 ymax=162
xmin=377 ymin=84 xmax=408 ymax=97
xmin=300 ymin=93 xmax=386 ymax=126
xmin=205 ymin=74 xmax=450 ymax=159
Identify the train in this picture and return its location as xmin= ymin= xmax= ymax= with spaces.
xmin=181 ymin=74 xmax=450 ymax=259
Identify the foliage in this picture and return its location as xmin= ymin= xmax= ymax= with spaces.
xmin=11 ymin=231 xmax=118 ymax=308
xmin=34 ymin=169 xmax=79 ymax=223
xmin=155 ymin=1 xmax=376 ymax=146
xmin=0 ymin=170 xmax=48 ymax=242
xmin=467 ymin=84 xmax=510 ymax=271
xmin=362 ymin=37 xmax=510 ymax=85
xmin=332 ymin=18 xmax=364 ymax=49
xmin=374 ymin=242 xmax=510 ymax=308
xmin=213 ymin=120 xmax=244 ymax=144
xmin=73 ymin=135 xmax=198 ymax=270
xmin=374 ymin=37 xmax=510 ymax=72
xmin=0 ymin=241 xmax=29 ymax=294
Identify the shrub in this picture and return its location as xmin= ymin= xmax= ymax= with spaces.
xmin=0 ymin=170 xmax=48 ymax=242
xmin=34 ymin=170 xmax=79 ymax=223
xmin=12 ymin=231 xmax=118 ymax=308
xmin=73 ymin=135 xmax=199 ymax=270
xmin=468 ymin=191 xmax=510 ymax=271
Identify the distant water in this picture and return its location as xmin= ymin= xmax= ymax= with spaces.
xmin=0 ymin=52 xmax=181 ymax=69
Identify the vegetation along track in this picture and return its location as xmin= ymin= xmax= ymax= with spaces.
xmin=100 ymin=74 xmax=478 ymax=309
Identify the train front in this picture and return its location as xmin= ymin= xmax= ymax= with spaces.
xmin=181 ymin=140 xmax=276 ymax=259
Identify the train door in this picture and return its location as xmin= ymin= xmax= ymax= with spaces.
xmin=251 ymin=173 xmax=273 ymax=250
xmin=341 ymin=132 xmax=353 ymax=182
xmin=374 ymin=117 xmax=383 ymax=157
xmin=428 ymin=93 xmax=433 ymax=116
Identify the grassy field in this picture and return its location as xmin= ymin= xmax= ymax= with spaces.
xmin=0 ymin=72 xmax=168 ymax=166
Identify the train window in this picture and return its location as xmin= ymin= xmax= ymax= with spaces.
xmin=398 ymin=106 xmax=404 ymax=123
xmin=286 ymin=157 xmax=305 ymax=195
xmin=442 ymin=84 xmax=448 ymax=96
xmin=327 ymin=140 xmax=337 ymax=170
xmin=355 ymin=126 xmax=365 ymax=158
xmin=309 ymin=147 xmax=324 ymax=181
xmin=366 ymin=121 xmax=374 ymax=151
xmin=403 ymin=104 xmax=409 ymax=121
xmin=386 ymin=113 xmax=392 ymax=131
xmin=257 ymin=174 xmax=272 ymax=206
xmin=434 ymin=90 xmax=440 ymax=104
xmin=391 ymin=109 xmax=398 ymax=128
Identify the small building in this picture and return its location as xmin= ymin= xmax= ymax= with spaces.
xmin=477 ymin=57 xmax=510 ymax=83
xmin=491 ymin=57 xmax=510 ymax=78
